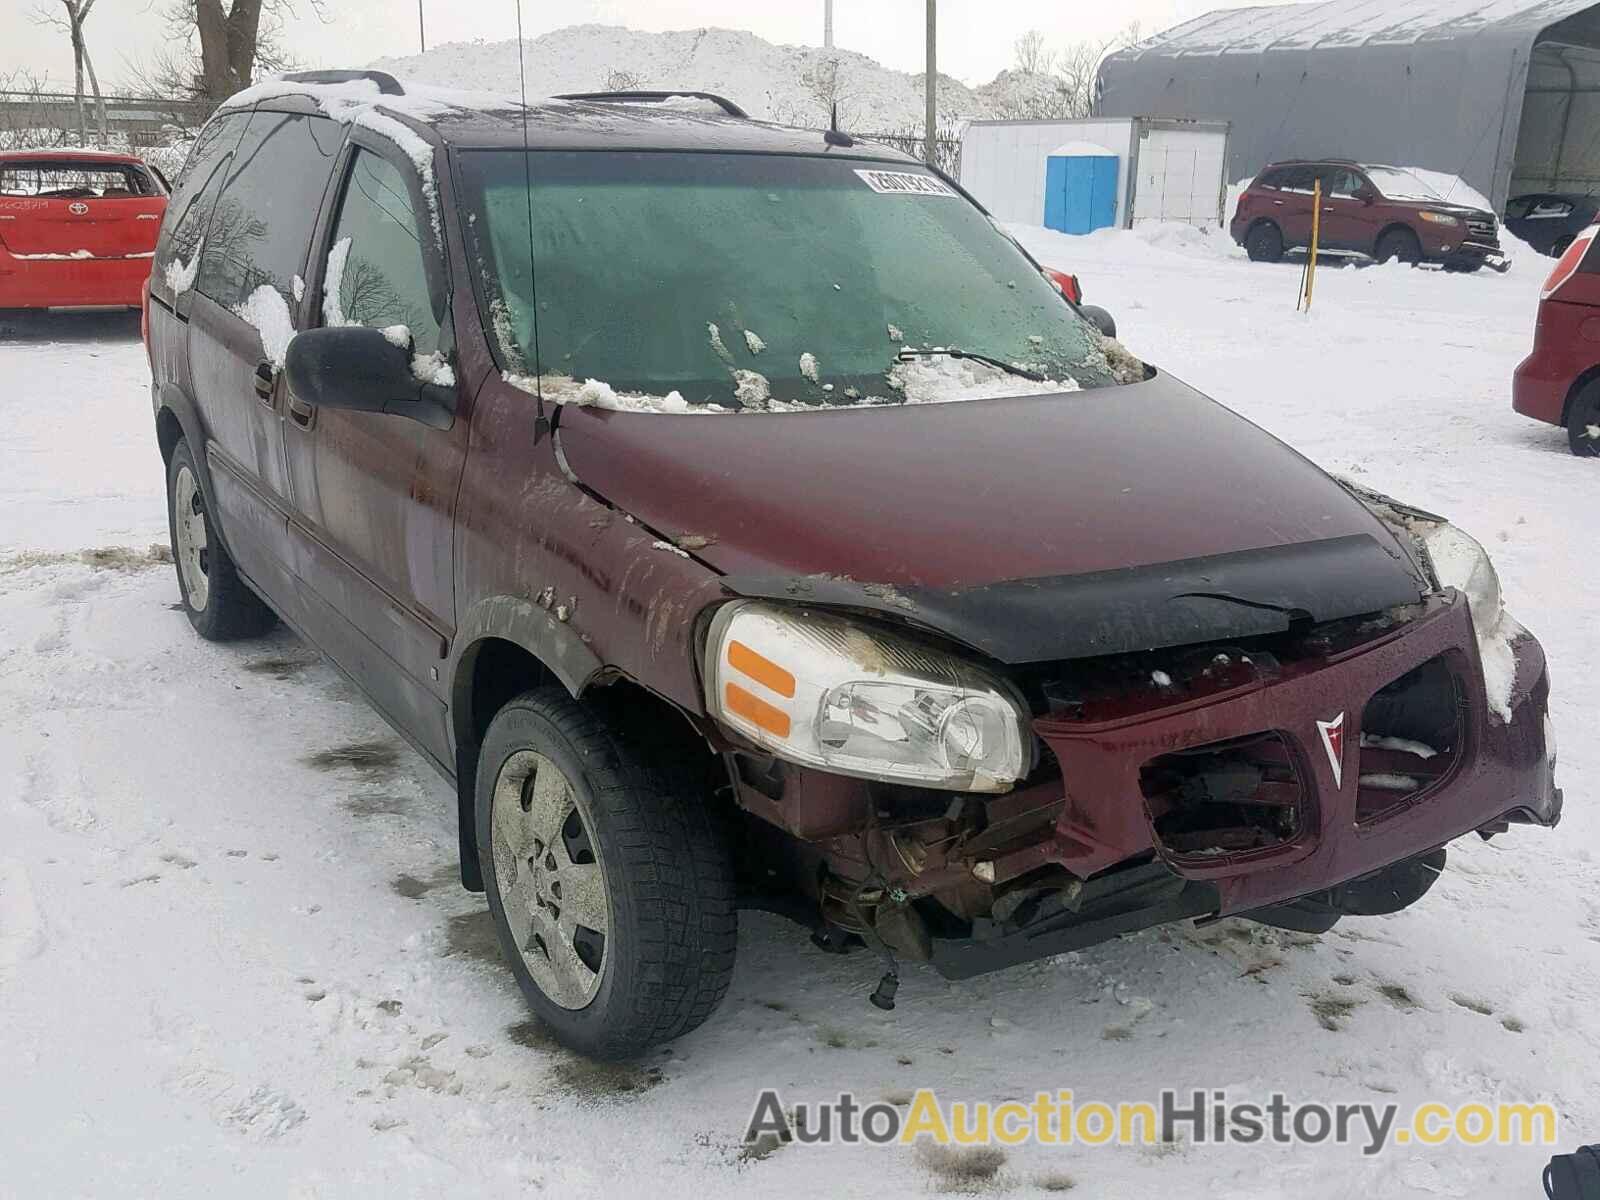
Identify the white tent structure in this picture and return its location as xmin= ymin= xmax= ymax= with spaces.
xmin=1095 ymin=0 xmax=1600 ymax=211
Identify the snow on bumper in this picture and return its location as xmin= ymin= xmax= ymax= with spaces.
xmin=1025 ymin=592 xmax=1559 ymax=919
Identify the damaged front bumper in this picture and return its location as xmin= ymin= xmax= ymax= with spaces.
xmin=925 ymin=592 xmax=1560 ymax=978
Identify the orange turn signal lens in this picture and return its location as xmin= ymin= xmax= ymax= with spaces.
xmin=728 ymin=640 xmax=796 ymax=698
xmin=723 ymin=681 xmax=792 ymax=738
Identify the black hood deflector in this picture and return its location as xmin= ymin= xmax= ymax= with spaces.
xmin=723 ymin=533 xmax=1426 ymax=665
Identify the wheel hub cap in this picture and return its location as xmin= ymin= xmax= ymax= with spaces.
xmin=173 ymin=465 xmax=209 ymax=612
xmin=490 ymin=750 xmax=609 ymax=1009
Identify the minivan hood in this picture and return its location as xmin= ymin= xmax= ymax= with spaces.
xmin=556 ymin=372 xmax=1429 ymax=662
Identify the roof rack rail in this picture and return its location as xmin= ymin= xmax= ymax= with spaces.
xmin=281 ymin=70 xmax=405 ymax=96
xmin=554 ymin=90 xmax=749 ymax=119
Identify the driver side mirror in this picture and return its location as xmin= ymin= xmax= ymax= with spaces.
xmin=284 ymin=325 xmax=456 ymax=430
xmin=1355 ymin=185 xmax=1378 ymax=205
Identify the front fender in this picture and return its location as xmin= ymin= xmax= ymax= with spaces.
xmin=451 ymin=593 xmax=606 ymax=705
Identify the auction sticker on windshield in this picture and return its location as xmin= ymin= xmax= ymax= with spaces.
xmin=854 ymin=169 xmax=958 ymax=197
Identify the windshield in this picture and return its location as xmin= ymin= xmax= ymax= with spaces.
xmin=458 ymin=150 xmax=1130 ymax=412
xmin=1363 ymin=166 xmax=1448 ymax=203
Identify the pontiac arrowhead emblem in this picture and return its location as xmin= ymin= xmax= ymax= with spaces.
xmin=1316 ymin=713 xmax=1347 ymax=788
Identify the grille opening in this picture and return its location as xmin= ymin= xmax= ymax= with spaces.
xmin=1140 ymin=732 xmax=1304 ymax=861
xmin=1357 ymin=655 xmax=1463 ymax=825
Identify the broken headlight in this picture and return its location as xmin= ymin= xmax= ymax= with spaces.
xmin=704 ymin=601 xmax=1030 ymax=792
xmin=1419 ymin=522 xmax=1504 ymax=635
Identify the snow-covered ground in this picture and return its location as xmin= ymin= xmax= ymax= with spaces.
xmin=2 ymin=232 xmax=1596 ymax=1199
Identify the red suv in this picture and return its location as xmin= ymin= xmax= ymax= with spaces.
xmin=1232 ymin=160 xmax=1507 ymax=272
xmin=1513 ymin=223 xmax=1600 ymax=454
xmin=0 ymin=149 xmax=168 ymax=309
xmin=146 ymin=74 xmax=1559 ymax=1058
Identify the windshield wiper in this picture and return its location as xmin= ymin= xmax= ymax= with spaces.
xmin=896 ymin=347 xmax=1047 ymax=382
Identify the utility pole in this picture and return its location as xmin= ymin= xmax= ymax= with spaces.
xmin=418 ymin=0 xmax=426 ymax=53
xmin=824 ymin=0 xmax=834 ymax=49
xmin=925 ymin=0 xmax=937 ymax=167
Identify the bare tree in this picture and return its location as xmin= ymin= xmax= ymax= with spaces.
xmin=802 ymin=55 xmax=854 ymax=128
xmin=0 ymin=69 xmax=71 ymax=150
xmin=33 ymin=0 xmax=107 ymax=145
xmin=1013 ymin=30 xmax=1054 ymax=77
xmin=988 ymin=21 xmax=1144 ymax=123
xmin=602 ymin=67 xmax=642 ymax=92
xmin=131 ymin=0 xmax=325 ymax=104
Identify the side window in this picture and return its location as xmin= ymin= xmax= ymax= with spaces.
xmin=196 ymin=111 xmax=343 ymax=312
xmin=320 ymin=148 xmax=441 ymax=355
xmin=155 ymin=112 xmax=248 ymax=291
xmin=1256 ymin=169 xmax=1283 ymax=191
xmin=1277 ymin=167 xmax=1316 ymax=194
xmin=1326 ymin=169 xmax=1362 ymax=198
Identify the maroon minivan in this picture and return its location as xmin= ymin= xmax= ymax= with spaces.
xmin=145 ymin=74 xmax=1560 ymax=1059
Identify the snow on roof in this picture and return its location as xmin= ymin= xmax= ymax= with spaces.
xmin=220 ymin=74 xmax=528 ymax=124
xmin=1050 ymin=141 xmax=1118 ymax=157
xmin=1120 ymin=0 xmax=1597 ymax=56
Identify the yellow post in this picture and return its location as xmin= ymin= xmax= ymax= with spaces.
xmin=1302 ymin=178 xmax=1323 ymax=311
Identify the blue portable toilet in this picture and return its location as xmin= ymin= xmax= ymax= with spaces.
xmin=1043 ymin=143 xmax=1119 ymax=235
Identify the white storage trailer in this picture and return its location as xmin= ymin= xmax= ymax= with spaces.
xmin=959 ymin=117 xmax=1231 ymax=233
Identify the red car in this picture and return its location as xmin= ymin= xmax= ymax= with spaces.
xmin=0 ymin=149 xmax=168 ymax=310
xmin=1514 ymin=224 xmax=1600 ymax=455
xmin=1041 ymin=265 xmax=1116 ymax=337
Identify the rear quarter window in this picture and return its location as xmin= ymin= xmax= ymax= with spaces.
xmin=195 ymin=111 xmax=344 ymax=312
xmin=155 ymin=112 xmax=250 ymax=294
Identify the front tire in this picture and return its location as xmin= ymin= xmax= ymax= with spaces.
xmin=1375 ymin=228 xmax=1422 ymax=266
xmin=1246 ymin=222 xmax=1284 ymax=263
xmin=1568 ymin=380 xmax=1600 ymax=457
xmin=476 ymin=687 xmax=737 ymax=1059
xmin=166 ymin=439 xmax=276 ymax=640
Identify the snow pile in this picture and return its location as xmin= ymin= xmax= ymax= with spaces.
xmin=234 ymin=285 xmax=296 ymax=371
xmin=372 ymin=25 xmax=1051 ymax=131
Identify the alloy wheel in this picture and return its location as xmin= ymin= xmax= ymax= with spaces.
xmin=489 ymin=750 xmax=610 ymax=1008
